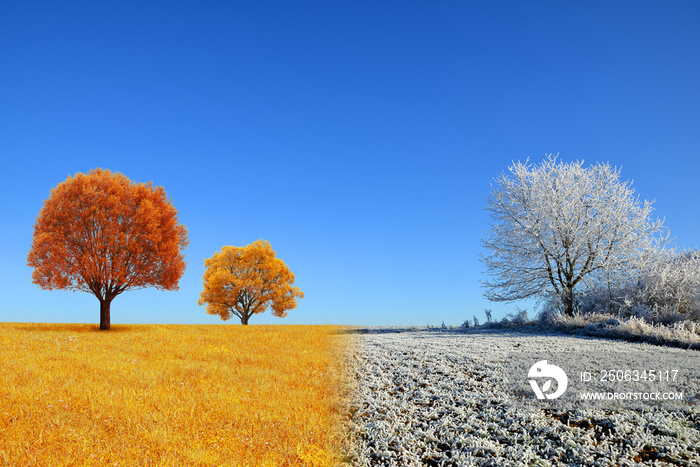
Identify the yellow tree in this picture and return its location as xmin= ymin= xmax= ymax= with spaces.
xmin=199 ymin=240 xmax=304 ymax=325
xmin=27 ymin=168 xmax=189 ymax=330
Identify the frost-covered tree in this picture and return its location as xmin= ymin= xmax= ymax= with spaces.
xmin=481 ymin=155 xmax=668 ymax=317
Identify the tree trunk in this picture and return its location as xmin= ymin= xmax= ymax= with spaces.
xmin=562 ymin=287 xmax=575 ymax=317
xmin=100 ymin=298 xmax=112 ymax=330
xmin=241 ymin=314 xmax=249 ymax=325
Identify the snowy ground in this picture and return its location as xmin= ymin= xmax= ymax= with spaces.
xmin=341 ymin=327 xmax=700 ymax=466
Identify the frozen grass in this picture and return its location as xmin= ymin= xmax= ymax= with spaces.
xmin=536 ymin=313 xmax=700 ymax=350
xmin=352 ymin=313 xmax=700 ymax=351
xmin=0 ymin=323 xmax=351 ymax=466
xmin=342 ymin=329 xmax=700 ymax=466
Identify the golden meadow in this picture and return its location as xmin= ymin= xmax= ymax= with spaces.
xmin=0 ymin=324 xmax=354 ymax=466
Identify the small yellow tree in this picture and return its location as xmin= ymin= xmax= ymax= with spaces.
xmin=198 ymin=240 xmax=304 ymax=325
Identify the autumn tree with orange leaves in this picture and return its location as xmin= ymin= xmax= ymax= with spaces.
xmin=199 ymin=240 xmax=304 ymax=325
xmin=27 ymin=169 xmax=189 ymax=330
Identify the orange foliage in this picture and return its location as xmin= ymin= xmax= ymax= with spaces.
xmin=26 ymin=168 xmax=189 ymax=330
xmin=199 ymin=240 xmax=304 ymax=324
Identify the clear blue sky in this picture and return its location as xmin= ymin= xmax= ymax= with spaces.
xmin=1 ymin=1 xmax=698 ymax=326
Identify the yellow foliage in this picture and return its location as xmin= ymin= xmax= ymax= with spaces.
xmin=0 ymin=323 xmax=352 ymax=466
xmin=199 ymin=240 xmax=304 ymax=325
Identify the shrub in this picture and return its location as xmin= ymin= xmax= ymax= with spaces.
xmin=637 ymin=250 xmax=700 ymax=322
xmin=501 ymin=307 xmax=530 ymax=326
xmin=543 ymin=249 xmax=700 ymax=326
xmin=535 ymin=305 xmax=561 ymax=326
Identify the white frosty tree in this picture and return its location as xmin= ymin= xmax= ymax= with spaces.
xmin=481 ymin=155 xmax=668 ymax=317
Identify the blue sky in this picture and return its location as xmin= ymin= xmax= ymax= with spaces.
xmin=1 ymin=1 xmax=698 ymax=326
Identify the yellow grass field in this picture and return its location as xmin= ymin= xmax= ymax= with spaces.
xmin=0 ymin=323 xmax=354 ymax=467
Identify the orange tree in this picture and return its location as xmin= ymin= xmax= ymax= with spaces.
xmin=27 ymin=168 xmax=189 ymax=330
xmin=198 ymin=240 xmax=304 ymax=324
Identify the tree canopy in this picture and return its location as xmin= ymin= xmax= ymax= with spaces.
xmin=27 ymin=168 xmax=189 ymax=330
xmin=481 ymin=155 xmax=668 ymax=317
xmin=198 ymin=240 xmax=304 ymax=325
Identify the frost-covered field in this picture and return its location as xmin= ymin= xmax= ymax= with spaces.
xmin=342 ymin=328 xmax=700 ymax=466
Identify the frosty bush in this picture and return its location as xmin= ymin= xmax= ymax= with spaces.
xmin=565 ymin=249 xmax=700 ymax=325
xmin=535 ymin=305 xmax=561 ymax=326
xmin=501 ymin=307 xmax=530 ymax=325
xmin=638 ymin=249 xmax=700 ymax=321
